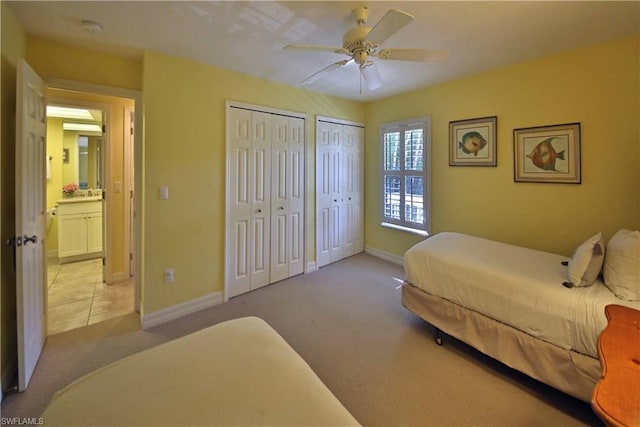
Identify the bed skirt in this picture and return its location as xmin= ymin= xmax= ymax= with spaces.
xmin=402 ymin=282 xmax=601 ymax=402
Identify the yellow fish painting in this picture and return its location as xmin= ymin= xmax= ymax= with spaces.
xmin=526 ymin=137 xmax=565 ymax=171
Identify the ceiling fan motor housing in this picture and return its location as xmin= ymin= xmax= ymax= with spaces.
xmin=343 ymin=25 xmax=375 ymax=64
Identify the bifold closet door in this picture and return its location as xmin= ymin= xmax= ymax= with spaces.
xmin=227 ymin=109 xmax=271 ymax=298
xmin=316 ymin=120 xmax=364 ymax=269
xmin=343 ymin=125 xmax=364 ymax=257
xmin=270 ymin=115 xmax=304 ymax=282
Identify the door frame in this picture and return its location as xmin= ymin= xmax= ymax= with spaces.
xmin=46 ymin=78 xmax=143 ymax=314
xmin=46 ymin=97 xmax=109 ymax=272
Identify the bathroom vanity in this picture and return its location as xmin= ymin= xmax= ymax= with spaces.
xmin=57 ymin=197 xmax=103 ymax=263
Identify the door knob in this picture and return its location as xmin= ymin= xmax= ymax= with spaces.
xmin=278 ymin=206 xmax=285 ymax=210
xmin=22 ymin=235 xmax=38 ymax=245
xmin=257 ymin=209 xmax=262 ymax=213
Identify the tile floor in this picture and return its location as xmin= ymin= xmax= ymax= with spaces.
xmin=47 ymin=258 xmax=134 ymax=335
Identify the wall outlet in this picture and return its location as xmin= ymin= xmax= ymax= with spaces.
xmin=159 ymin=185 xmax=169 ymax=200
xmin=164 ymin=268 xmax=174 ymax=284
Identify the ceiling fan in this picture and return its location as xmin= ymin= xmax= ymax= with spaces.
xmin=284 ymin=6 xmax=448 ymax=91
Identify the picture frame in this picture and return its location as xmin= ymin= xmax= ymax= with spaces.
xmin=513 ymin=122 xmax=581 ymax=184
xmin=449 ymin=116 xmax=497 ymax=166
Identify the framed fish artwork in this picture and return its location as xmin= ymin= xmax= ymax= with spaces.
xmin=513 ymin=122 xmax=581 ymax=184
xmin=449 ymin=116 xmax=497 ymax=166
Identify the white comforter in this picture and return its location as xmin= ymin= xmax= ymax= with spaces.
xmin=404 ymin=232 xmax=640 ymax=358
xmin=42 ymin=317 xmax=360 ymax=426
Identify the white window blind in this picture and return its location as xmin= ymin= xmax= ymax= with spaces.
xmin=380 ymin=117 xmax=431 ymax=235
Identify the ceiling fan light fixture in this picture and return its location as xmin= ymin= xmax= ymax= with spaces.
xmin=360 ymin=62 xmax=383 ymax=91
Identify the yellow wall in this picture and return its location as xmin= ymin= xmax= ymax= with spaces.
xmin=45 ymin=117 xmax=64 ymax=255
xmin=25 ymin=37 xmax=142 ymax=91
xmin=142 ymin=51 xmax=364 ymax=313
xmin=365 ymin=36 xmax=640 ymax=257
xmin=0 ymin=0 xmax=26 ymax=390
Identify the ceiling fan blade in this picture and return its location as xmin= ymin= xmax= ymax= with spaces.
xmin=301 ymin=59 xmax=352 ymax=86
xmin=360 ymin=62 xmax=383 ymax=91
xmin=376 ymin=48 xmax=449 ymax=63
xmin=366 ymin=9 xmax=414 ymax=45
xmin=284 ymin=44 xmax=348 ymax=55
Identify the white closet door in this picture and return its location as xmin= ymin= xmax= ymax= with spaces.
xmin=316 ymin=119 xmax=364 ymax=269
xmin=227 ymin=108 xmax=252 ymax=297
xmin=270 ymin=116 xmax=305 ymax=282
xmin=227 ymin=109 xmax=271 ymax=298
xmin=250 ymin=111 xmax=272 ymax=290
xmin=288 ymin=117 xmax=305 ymax=277
xmin=329 ymin=123 xmax=344 ymax=263
xmin=316 ymin=121 xmax=332 ymax=268
xmin=270 ymin=115 xmax=289 ymax=282
xmin=344 ymin=125 xmax=364 ymax=256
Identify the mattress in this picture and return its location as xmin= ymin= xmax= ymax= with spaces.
xmin=404 ymin=232 xmax=640 ymax=358
xmin=42 ymin=317 xmax=360 ymax=426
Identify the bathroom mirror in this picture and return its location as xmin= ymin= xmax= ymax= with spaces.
xmin=47 ymin=105 xmax=104 ymax=190
xmin=62 ymin=134 xmax=103 ymax=189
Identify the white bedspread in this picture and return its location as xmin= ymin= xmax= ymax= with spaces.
xmin=42 ymin=317 xmax=360 ymax=426
xmin=404 ymin=232 xmax=640 ymax=358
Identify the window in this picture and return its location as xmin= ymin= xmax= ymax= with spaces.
xmin=380 ymin=117 xmax=431 ymax=235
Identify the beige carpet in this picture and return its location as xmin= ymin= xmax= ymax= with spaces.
xmin=2 ymin=253 xmax=602 ymax=426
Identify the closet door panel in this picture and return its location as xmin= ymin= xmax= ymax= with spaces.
xmin=227 ymin=108 xmax=252 ymax=297
xmin=288 ymin=117 xmax=305 ymax=276
xmin=250 ymin=111 xmax=271 ymax=290
xmin=316 ymin=121 xmax=332 ymax=268
xmin=270 ymin=115 xmax=289 ymax=282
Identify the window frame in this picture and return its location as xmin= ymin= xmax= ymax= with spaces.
xmin=379 ymin=116 xmax=431 ymax=236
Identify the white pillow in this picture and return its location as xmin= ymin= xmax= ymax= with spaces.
xmin=567 ymin=232 xmax=605 ymax=287
xmin=603 ymin=229 xmax=640 ymax=301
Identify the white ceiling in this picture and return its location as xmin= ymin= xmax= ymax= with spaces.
xmin=7 ymin=1 xmax=639 ymax=101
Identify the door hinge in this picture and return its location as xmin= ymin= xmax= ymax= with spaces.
xmin=102 ymin=124 xmax=106 ymax=133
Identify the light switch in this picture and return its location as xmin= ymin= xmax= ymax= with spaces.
xmin=159 ymin=185 xmax=169 ymax=200
xmin=114 ymin=181 xmax=122 ymax=193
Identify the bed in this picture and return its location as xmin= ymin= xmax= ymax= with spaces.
xmin=42 ymin=317 xmax=360 ymax=426
xmin=402 ymin=231 xmax=640 ymax=402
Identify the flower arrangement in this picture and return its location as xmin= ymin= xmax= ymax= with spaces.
xmin=62 ymin=183 xmax=79 ymax=197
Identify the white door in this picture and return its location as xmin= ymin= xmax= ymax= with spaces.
xmin=270 ymin=116 xmax=289 ymax=282
xmin=343 ymin=125 xmax=364 ymax=256
xmin=315 ymin=121 xmax=332 ymax=268
xmin=270 ymin=116 xmax=305 ymax=282
xmin=287 ymin=117 xmax=304 ymax=277
xmin=329 ymin=123 xmax=344 ymax=262
xmin=249 ymin=111 xmax=271 ymax=290
xmin=15 ymin=60 xmax=47 ymax=391
xmin=227 ymin=108 xmax=271 ymax=298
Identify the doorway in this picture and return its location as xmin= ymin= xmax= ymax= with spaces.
xmin=44 ymin=88 xmax=136 ymax=335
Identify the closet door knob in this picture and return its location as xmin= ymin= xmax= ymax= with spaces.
xmin=278 ymin=206 xmax=285 ymax=210
xmin=256 ymin=209 xmax=262 ymax=213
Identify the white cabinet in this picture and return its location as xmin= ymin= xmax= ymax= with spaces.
xmin=226 ymin=105 xmax=305 ymax=299
xmin=57 ymin=199 xmax=103 ymax=262
xmin=316 ymin=118 xmax=364 ymax=269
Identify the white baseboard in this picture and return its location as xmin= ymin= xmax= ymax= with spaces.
xmin=364 ymin=246 xmax=404 ymax=266
xmin=141 ymin=292 xmax=223 ymax=329
xmin=305 ymin=261 xmax=317 ymax=273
